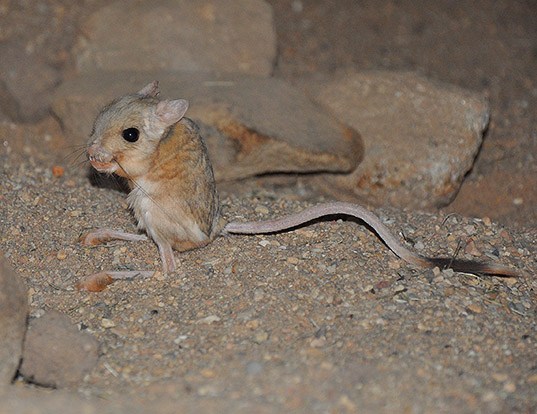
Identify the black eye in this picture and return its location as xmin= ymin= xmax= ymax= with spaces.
xmin=122 ymin=127 xmax=139 ymax=142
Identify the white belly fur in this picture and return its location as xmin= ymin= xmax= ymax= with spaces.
xmin=127 ymin=181 xmax=207 ymax=246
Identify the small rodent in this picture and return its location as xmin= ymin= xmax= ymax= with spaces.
xmin=79 ymin=81 xmax=519 ymax=291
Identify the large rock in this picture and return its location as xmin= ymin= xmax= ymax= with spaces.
xmin=74 ymin=0 xmax=276 ymax=77
xmin=303 ymin=70 xmax=489 ymax=209
xmin=19 ymin=310 xmax=99 ymax=388
xmin=51 ymin=71 xmax=363 ymax=181
xmin=0 ymin=117 xmax=67 ymax=166
xmin=0 ymin=388 xmax=130 ymax=414
xmin=0 ymin=47 xmax=60 ymax=122
xmin=0 ymin=386 xmax=276 ymax=413
xmin=0 ymin=255 xmax=28 ymax=386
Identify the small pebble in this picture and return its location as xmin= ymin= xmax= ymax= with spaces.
xmin=414 ymin=241 xmax=425 ymax=250
xmin=173 ymin=335 xmax=188 ymax=344
xmin=200 ymin=368 xmax=216 ymax=378
xmin=482 ymin=391 xmax=497 ymax=402
xmin=465 ymin=239 xmax=482 ymax=257
xmin=503 ymin=382 xmax=516 ymax=393
xmin=362 ymin=284 xmax=374 ymax=293
xmin=310 ymin=337 xmax=326 ymax=348
xmin=500 ymin=230 xmax=512 ymax=241
xmin=441 ymin=268 xmax=455 ymax=277
xmin=338 ymin=394 xmax=357 ymax=411
xmin=287 ymin=256 xmax=300 ymax=265
xmin=196 ymin=315 xmax=221 ymax=324
xmin=417 ymin=323 xmax=429 ymax=331
xmin=388 ymin=259 xmax=401 ymax=270
xmin=508 ymin=302 xmax=526 ymax=316
xmin=527 ymin=374 xmax=537 ymax=383
xmin=492 ymin=373 xmax=508 ymax=382
xmin=197 ymin=384 xmax=218 ymax=397
xmin=51 ymin=165 xmax=64 ymax=177
xmin=245 ymin=319 xmax=260 ymax=330
xmin=154 ymin=271 xmax=165 ymax=281
xmin=253 ymin=331 xmax=269 ymax=344
xmin=433 ymin=275 xmax=444 ymax=283
xmin=253 ymin=288 xmax=265 ymax=302
xmin=464 ymin=224 xmax=477 ymax=235
xmin=467 ymin=303 xmax=483 ymax=314
xmin=254 ymin=205 xmax=269 ymax=215
xmin=464 ymin=276 xmax=480 ymax=286
xmin=375 ymin=280 xmax=391 ymax=290
xmin=101 ymin=318 xmax=115 ymax=328
xmin=375 ymin=318 xmax=387 ymax=326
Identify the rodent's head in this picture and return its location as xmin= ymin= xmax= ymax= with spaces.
xmin=87 ymin=81 xmax=189 ymax=179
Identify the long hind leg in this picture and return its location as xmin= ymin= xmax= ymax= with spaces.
xmin=80 ymin=228 xmax=148 ymax=245
xmin=82 ymin=229 xmax=178 ymax=273
xmin=78 ymin=229 xmax=181 ymax=291
xmin=156 ymin=239 xmax=177 ymax=274
xmin=78 ymin=228 xmax=155 ymax=292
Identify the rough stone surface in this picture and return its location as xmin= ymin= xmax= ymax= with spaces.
xmin=0 ymin=110 xmax=9 ymax=123
xmin=74 ymin=0 xmax=276 ymax=77
xmin=303 ymin=70 xmax=490 ymax=209
xmin=0 ymin=79 xmax=21 ymax=122
xmin=0 ymin=255 xmax=28 ymax=386
xmin=0 ymin=386 xmax=276 ymax=414
xmin=51 ymin=71 xmax=363 ymax=181
xmin=0 ymin=117 xmax=68 ymax=166
xmin=19 ymin=310 xmax=99 ymax=388
xmin=0 ymin=47 xmax=61 ymax=122
xmin=0 ymin=2 xmax=95 ymax=121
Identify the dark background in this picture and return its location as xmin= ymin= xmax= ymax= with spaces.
xmin=267 ymin=0 xmax=536 ymax=227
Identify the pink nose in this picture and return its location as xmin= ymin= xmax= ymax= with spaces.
xmin=87 ymin=144 xmax=112 ymax=163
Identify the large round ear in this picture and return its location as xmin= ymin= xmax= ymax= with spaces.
xmin=138 ymin=81 xmax=160 ymax=98
xmin=155 ymin=99 xmax=189 ymax=127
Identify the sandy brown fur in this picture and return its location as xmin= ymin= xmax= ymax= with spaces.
xmin=144 ymin=119 xmax=220 ymax=240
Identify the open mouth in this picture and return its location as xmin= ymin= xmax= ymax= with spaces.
xmin=89 ymin=158 xmax=118 ymax=173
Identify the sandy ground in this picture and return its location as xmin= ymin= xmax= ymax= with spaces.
xmin=0 ymin=1 xmax=536 ymax=412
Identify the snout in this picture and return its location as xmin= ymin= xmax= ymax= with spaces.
xmin=87 ymin=144 xmax=117 ymax=173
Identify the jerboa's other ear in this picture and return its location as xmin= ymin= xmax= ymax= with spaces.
xmin=138 ymin=81 xmax=160 ymax=98
xmin=155 ymin=99 xmax=189 ymax=127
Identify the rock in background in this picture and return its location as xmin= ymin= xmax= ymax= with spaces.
xmin=0 ymin=256 xmax=27 ymax=386
xmin=19 ymin=310 xmax=99 ymax=388
xmin=52 ymin=72 xmax=363 ymax=181
xmin=302 ymin=70 xmax=489 ymax=209
xmin=0 ymin=3 xmax=87 ymax=121
xmin=1 ymin=0 xmax=491 ymax=210
xmin=74 ymin=0 xmax=276 ymax=77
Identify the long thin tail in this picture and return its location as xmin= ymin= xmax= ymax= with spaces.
xmin=223 ymin=202 xmax=519 ymax=277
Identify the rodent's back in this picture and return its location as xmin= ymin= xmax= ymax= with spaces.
xmin=154 ymin=117 xmax=221 ymax=240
